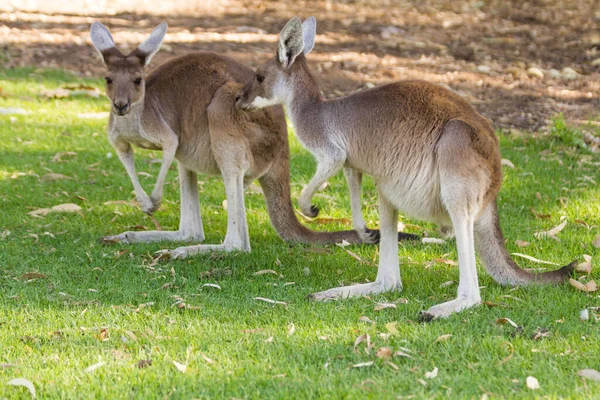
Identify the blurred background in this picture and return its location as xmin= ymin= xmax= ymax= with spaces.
xmin=1 ymin=0 xmax=598 ymax=132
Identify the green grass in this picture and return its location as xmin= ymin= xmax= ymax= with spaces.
xmin=1 ymin=67 xmax=599 ymax=399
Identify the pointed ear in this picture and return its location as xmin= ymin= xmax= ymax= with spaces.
xmin=302 ymin=17 xmax=316 ymax=55
xmin=277 ymin=17 xmax=304 ymax=69
xmin=136 ymin=22 xmax=168 ymax=66
xmin=90 ymin=22 xmax=116 ymax=64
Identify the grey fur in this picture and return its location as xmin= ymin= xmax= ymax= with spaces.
xmin=277 ymin=17 xmax=304 ymax=68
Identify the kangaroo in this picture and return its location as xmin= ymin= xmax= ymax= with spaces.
xmin=235 ymin=16 xmax=575 ymax=319
xmin=89 ymin=22 xmax=416 ymax=258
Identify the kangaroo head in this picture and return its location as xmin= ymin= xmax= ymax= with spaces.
xmin=236 ymin=16 xmax=316 ymax=111
xmin=90 ymin=22 xmax=167 ymax=116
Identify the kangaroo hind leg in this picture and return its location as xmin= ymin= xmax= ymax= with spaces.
xmin=421 ymin=120 xmax=489 ymax=320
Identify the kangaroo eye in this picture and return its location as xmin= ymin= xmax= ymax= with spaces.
xmin=256 ymin=75 xmax=265 ymax=83
xmin=134 ymin=78 xmax=142 ymax=85
xmin=104 ymin=77 xmax=113 ymax=84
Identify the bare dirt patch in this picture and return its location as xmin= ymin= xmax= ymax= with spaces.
xmin=1 ymin=0 xmax=598 ymax=131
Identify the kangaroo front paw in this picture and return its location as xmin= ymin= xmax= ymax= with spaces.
xmin=138 ymin=195 xmax=156 ymax=215
xmin=302 ymin=204 xmax=320 ymax=218
xmin=149 ymin=195 xmax=162 ymax=212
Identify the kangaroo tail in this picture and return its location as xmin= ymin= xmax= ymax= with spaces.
xmin=474 ymin=200 xmax=575 ymax=285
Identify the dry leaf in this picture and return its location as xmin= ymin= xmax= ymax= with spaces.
xmin=425 ymin=367 xmax=438 ymax=379
xmin=84 ymin=361 xmax=106 ymax=373
xmin=254 ymin=297 xmax=288 ymax=306
xmin=569 ymin=278 xmax=598 ymax=292
xmin=253 ymin=270 xmax=281 ymax=276
xmin=385 ymin=321 xmax=400 ymax=336
xmin=358 ymin=316 xmax=374 ymax=324
xmin=353 ymin=361 xmax=374 ymax=368
xmin=265 ymin=336 xmax=274 ymax=343
xmin=580 ymin=309 xmax=589 ymax=321
xmin=394 ymin=350 xmax=413 ymax=358
xmin=384 ymin=361 xmax=399 ymax=370
xmin=374 ymin=302 xmax=396 ymax=311
xmin=501 ymin=159 xmax=515 ymax=168
xmin=496 ymin=318 xmax=519 ymax=328
xmin=99 ymin=328 xmax=108 ymax=341
xmin=173 ymin=360 xmax=187 ymax=373
xmin=7 ymin=378 xmax=36 ymax=398
xmin=593 ymin=236 xmax=600 ymax=248
xmin=433 ymin=334 xmax=452 ymax=343
xmin=201 ymin=354 xmax=213 ymax=364
xmin=511 ymin=253 xmax=558 ymax=265
xmin=530 ymin=208 xmax=551 ymax=219
xmin=29 ymin=203 xmax=82 ymax=217
xmin=439 ymin=280 xmax=456 ymax=288
xmin=137 ymin=359 xmax=152 ymax=369
xmin=21 ymin=272 xmax=47 ymax=280
xmin=576 ymin=255 xmax=592 ymax=274
xmin=202 ymin=283 xmax=221 ymax=290
xmin=353 ymin=334 xmax=371 ymax=353
xmin=515 ymin=240 xmax=529 ymax=248
xmin=422 ymin=238 xmax=446 ymax=245
xmin=526 ymin=376 xmax=540 ymax=390
xmin=287 ymin=323 xmax=295 ymax=336
xmin=575 ymin=219 xmax=591 ymax=230
xmin=434 ymin=258 xmax=458 ymax=266
xmin=578 ymin=369 xmax=600 ymax=381
xmin=534 ymin=220 xmax=567 ymax=239
xmin=41 ymin=173 xmax=72 ymax=182
xmin=376 ymin=347 xmax=392 ymax=359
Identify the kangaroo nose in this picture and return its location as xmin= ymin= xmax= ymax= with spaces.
xmin=113 ymin=101 xmax=129 ymax=113
xmin=235 ymin=92 xmax=242 ymax=102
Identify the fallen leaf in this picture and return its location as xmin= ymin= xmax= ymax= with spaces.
xmin=7 ymin=378 xmax=36 ymax=398
xmin=376 ymin=347 xmax=392 ymax=359
xmin=359 ymin=316 xmax=374 ymax=324
xmin=534 ymin=220 xmax=567 ymax=239
xmin=28 ymin=203 xmax=82 ymax=217
xmin=253 ymin=269 xmax=281 ymax=276
xmin=496 ymin=318 xmax=519 ymax=328
xmin=287 ymin=323 xmax=295 ymax=336
xmin=578 ymin=369 xmax=600 ymax=381
xmin=21 ymin=272 xmax=47 ymax=280
xmin=201 ymin=354 xmax=213 ymax=364
xmin=434 ymin=258 xmax=458 ymax=266
xmin=394 ymin=350 xmax=413 ymax=358
xmin=384 ymin=361 xmax=399 ymax=370
xmin=439 ymin=280 xmax=456 ymax=288
xmin=173 ymin=360 xmax=187 ymax=373
xmin=569 ymin=278 xmax=598 ymax=292
xmin=137 ymin=359 xmax=152 ymax=369
xmin=529 ymin=208 xmax=551 ymax=219
xmin=264 ymin=336 xmax=274 ymax=343
xmin=84 ymin=361 xmax=106 ymax=373
xmin=41 ymin=173 xmax=72 ymax=182
xmin=353 ymin=361 xmax=374 ymax=368
xmin=526 ymin=376 xmax=540 ymax=390
xmin=576 ymin=255 xmax=592 ymax=274
xmin=593 ymin=236 xmax=600 ymax=248
xmin=253 ymin=297 xmax=288 ymax=306
xmin=374 ymin=302 xmax=396 ymax=311
xmin=425 ymin=367 xmax=438 ymax=379
xmin=497 ymin=342 xmax=514 ymax=366
xmin=433 ymin=334 xmax=452 ymax=344
xmin=531 ymin=328 xmax=551 ymax=340
xmin=201 ymin=283 xmax=221 ymax=290
xmin=511 ymin=253 xmax=558 ymax=265
xmin=353 ymin=334 xmax=371 ymax=353
xmin=422 ymin=238 xmax=446 ymax=245
xmin=575 ymin=219 xmax=591 ymax=230
xmin=515 ymin=240 xmax=530 ymax=248
xmin=501 ymin=159 xmax=515 ymax=168
xmin=385 ymin=321 xmax=400 ymax=335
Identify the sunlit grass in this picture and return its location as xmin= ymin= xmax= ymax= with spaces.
xmin=1 ymin=68 xmax=599 ymax=399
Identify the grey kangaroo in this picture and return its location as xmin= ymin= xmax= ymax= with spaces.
xmin=235 ymin=16 xmax=574 ymax=319
xmin=89 ymin=22 xmax=417 ymax=259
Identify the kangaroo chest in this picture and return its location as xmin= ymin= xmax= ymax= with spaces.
xmin=109 ymin=112 xmax=163 ymax=151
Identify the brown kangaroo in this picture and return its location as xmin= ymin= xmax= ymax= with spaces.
xmin=89 ymin=22 xmax=417 ymax=258
xmin=235 ymin=16 xmax=575 ymax=319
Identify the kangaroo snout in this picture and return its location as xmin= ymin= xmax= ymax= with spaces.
xmin=235 ymin=91 xmax=250 ymax=110
xmin=113 ymin=101 xmax=130 ymax=115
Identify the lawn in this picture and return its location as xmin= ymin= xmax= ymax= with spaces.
xmin=1 ymin=68 xmax=599 ymax=399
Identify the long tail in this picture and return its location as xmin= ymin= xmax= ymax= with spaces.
xmin=474 ymin=200 xmax=575 ymax=285
xmin=258 ymin=149 xmax=365 ymax=244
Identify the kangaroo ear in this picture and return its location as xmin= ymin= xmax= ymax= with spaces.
xmin=90 ymin=22 xmax=116 ymax=64
xmin=277 ymin=17 xmax=304 ymax=68
xmin=302 ymin=16 xmax=316 ymax=55
xmin=135 ymin=22 xmax=168 ymax=66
